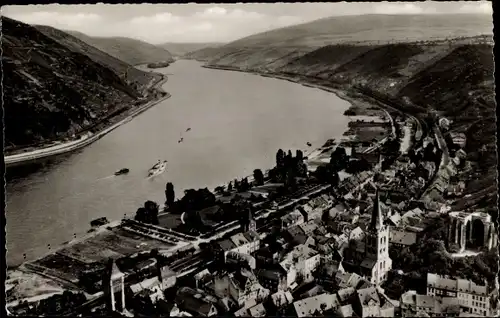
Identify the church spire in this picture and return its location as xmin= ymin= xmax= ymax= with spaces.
xmin=369 ymin=187 xmax=384 ymax=231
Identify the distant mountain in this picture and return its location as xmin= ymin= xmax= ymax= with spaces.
xmin=64 ymin=30 xmax=174 ymax=65
xmin=159 ymin=42 xmax=224 ymax=58
xmin=2 ymin=17 xmax=160 ymax=148
xmin=186 ymin=14 xmax=492 ymax=63
xmin=226 ymin=14 xmax=493 ymax=48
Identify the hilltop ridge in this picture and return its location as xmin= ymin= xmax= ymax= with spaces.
xmin=64 ymin=30 xmax=174 ymax=65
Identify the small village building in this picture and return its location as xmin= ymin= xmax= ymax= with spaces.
xmin=175 ymin=287 xmax=219 ymax=317
xmin=292 ymin=293 xmax=340 ymax=317
xmin=279 ymin=244 xmax=321 ymax=288
xmin=281 ymin=210 xmax=305 ymax=229
xmin=255 ymin=266 xmax=288 ymax=293
xmin=354 ymin=286 xmax=396 ymax=317
xmin=427 ymin=273 xmax=491 ymax=316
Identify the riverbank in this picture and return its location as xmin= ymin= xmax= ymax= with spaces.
xmin=4 ymin=73 xmax=170 ymax=167
xmin=203 ymin=65 xmax=384 ymax=118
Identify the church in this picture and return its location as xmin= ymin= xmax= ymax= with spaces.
xmin=342 ymin=188 xmax=392 ymax=285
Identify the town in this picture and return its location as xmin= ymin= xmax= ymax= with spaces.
xmin=6 ymin=93 xmax=499 ymax=318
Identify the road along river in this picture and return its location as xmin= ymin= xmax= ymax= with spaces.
xmin=6 ymin=60 xmax=351 ymax=267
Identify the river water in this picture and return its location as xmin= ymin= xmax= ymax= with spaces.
xmin=6 ymin=60 xmax=351 ymax=266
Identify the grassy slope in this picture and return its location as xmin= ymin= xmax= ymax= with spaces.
xmin=64 ymin=30 xmax=174 ymax=65
xmin=3 ymin=17 xmax=145 ymax=147
xmin=159 ymin=42 xmax=224 ymax=57
xmin=35 ymin=25 xmax=161 ymax=90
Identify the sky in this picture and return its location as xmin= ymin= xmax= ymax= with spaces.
xmin=2 ymin=2 xmax=493 ymax=44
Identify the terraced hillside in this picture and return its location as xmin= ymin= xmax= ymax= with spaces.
xmin=65 ymin=30 xmax=174 ymax=65
xmin=35 ymin=25 xmax=162 ymax=92
xmin=2 ymin=17 xmax=155 ymax=148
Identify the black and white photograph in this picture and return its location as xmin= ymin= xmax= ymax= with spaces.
xmin=2 ymin=1 xmax=498 ymax=316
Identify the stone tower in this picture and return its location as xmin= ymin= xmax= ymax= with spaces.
xmin=363 ymin=188 xmax=392 ymax=285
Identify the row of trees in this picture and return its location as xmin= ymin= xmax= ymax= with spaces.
xmin=267 ymin=149 xmax=308 ymax=192
xmin=313 ymin=146 xmax=349 ymax=187
xmin=135 ymin=200 xmax=160 ymax=225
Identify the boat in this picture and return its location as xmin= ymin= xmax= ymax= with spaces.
xmin=115 ymin=168 xmax=130 ymax=176
xmin=178 ymin=137 xmax=184 ymax=143
xmin=186 ymin=127 xmax=191 ymax=132
xmin=90 ymin=217 xmax=109 ymax=228
xmin=307 ymin=142 xmax=312 ymax=147
xmin=148 ymin=160 xmax=167 ymax=177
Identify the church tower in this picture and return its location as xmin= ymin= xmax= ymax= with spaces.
xmin=364 ymin=188 xmax=392 ymax=285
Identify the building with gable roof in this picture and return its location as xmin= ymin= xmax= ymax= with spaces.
xmin=426 ymin=273 xmax=492 ymax=316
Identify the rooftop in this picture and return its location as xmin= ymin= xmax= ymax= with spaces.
xmin=293 ymin=293 xmax=339 ymax=318
xmin=280 ymin=244 xmax=319 ymax=271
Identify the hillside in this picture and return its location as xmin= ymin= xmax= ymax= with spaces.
xmin=2 ymin=17 xmax=157 ymax=148
xmin=35 ymin=25 xmax=162 ymax=91
xmin=194 ymin=14 xmax=495 ymax=216
xmin=187 ymin=13 xmax=492 ymax=67
xmin=64 ymin=30 xmax=174 ymax=65
xmin=227 ymin=14 xmax=492 ymax=48
xmin=159 ymin=42 xmax=224 ymax=58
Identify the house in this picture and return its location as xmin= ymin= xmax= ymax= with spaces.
xmin=226 ymin=251 xmax=256 ymax=270
xmin=210 ymin=268 xmax=269 ymax=307
xmin=129 ymin=276 xmax=165 ymax=304
xmin=194 ymin=269 xmax=213 ymax=289
xmin=317 ymin=260 xmax=345 ymax=287
xmin=281 ymin=210 xmax=305 ymax=229
xmin=230 ymin=231 xmax=260 ymax=256
xmin=284 ymin=225 xmax=310 ymax=246
xmin=248 ymin=303 xmax=267 ymax=317
xmin=386 ymin=212 xmax=402 ymax=227
xmin=389 ymin=228 xmax=418 ymax=248
xmin=337 ymin=304 xmax=358 ymax=317
xmin=292 ymin=293 xmax=340 ymax=317
xmin=299 ymin=194 xmax=333 ymax=221
xmin=426 ymin=273 xmax=491 ymax=316
xmin=335 ymin=272 xmax=365 ymax=290
xmin=299 ymin=220 xmax=320 ymax=236
xmin=175 ymin=287 xmax=219 ymax=317
xmin=279 ymin=244 xmax=321 ymax=288
xmin=349 ymin=227 xmax=365 ymax=241
xmin=270 ymin=290 xmax=294 ymax=310
xmin=337 ymin=212 xmax=360 ymax=225
xmin=353 ymin=286 xmax=396 ymax=317
xmin=255 ymin=266 xmax=287 ymax=293
xmin=255 ymin=245 xmax=281 ymax=265
xmin=400 ymin=290 xmax=461 ymax=318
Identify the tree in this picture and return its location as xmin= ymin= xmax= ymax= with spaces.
xmin=214 ymin=185 xmax=225 ymax=196
xmin=253 ymin=169 xmax=265 ymax=186
xmin=276 ymin=149 xmax=285 ymax=168
xmin=330 ymin=147 xmax=348 ymax=171
xmin=165 ymin=182 xmax=175 ymax=207
xmin=296 ymin=149 xmax=304 ymax=161
xmin=228 ymin=181 xmax=233 ymax=192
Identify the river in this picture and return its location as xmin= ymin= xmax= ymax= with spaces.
xmin=6 ymin=60 xmax=351 ymax=266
